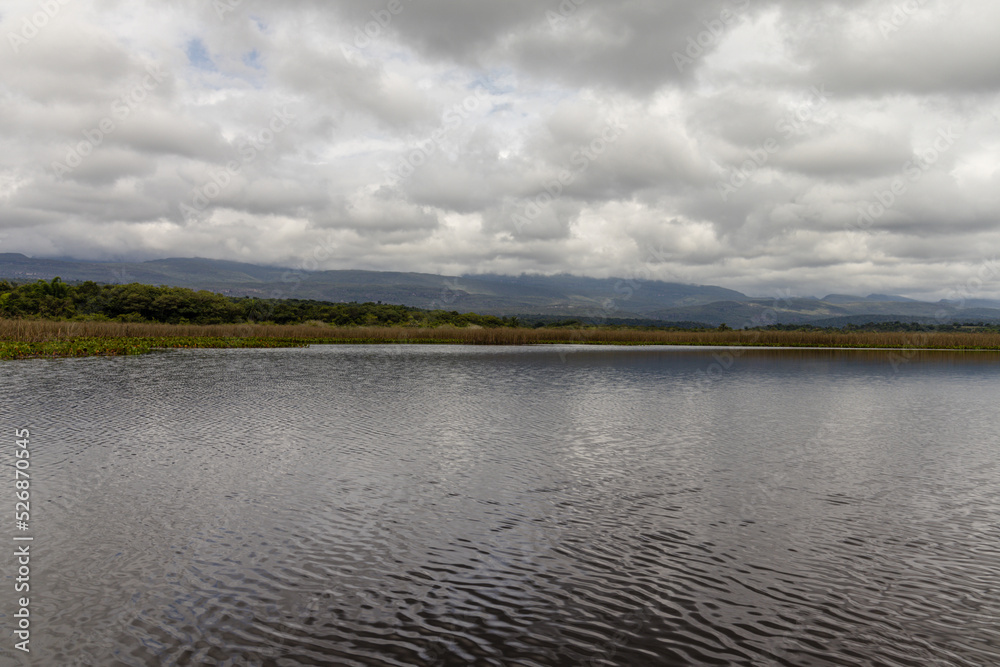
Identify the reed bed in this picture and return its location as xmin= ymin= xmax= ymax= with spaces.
xmin=3 ymin=319 xmax=1000 ymax=360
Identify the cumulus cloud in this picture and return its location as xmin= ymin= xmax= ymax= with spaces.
xmin=0 ymin=0 xmax=998 ymax=299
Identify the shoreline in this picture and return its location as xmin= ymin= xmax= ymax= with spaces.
xmin=4 ymin=319 xmax=1000 ymax=360
xmin=5 ymin=333 xmax=1000 ymax=361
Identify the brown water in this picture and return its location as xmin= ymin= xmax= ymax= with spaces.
xmin=1 ymin=345 xmax=999 ymax=666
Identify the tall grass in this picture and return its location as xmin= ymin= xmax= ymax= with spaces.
xmin=3 ymin=319 xmax=1000 ymax=349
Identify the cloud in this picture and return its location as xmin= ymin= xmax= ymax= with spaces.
xmin=0 ymin=0 xmax=998 ymax=301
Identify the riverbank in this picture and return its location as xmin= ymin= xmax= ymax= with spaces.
xmin=4 ymin=319 xmax=1000 ymax=360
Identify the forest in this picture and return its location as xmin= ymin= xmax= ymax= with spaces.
xmin=0 ymin=277 xmax=513 ymax=328
xmin=3 ymin=277 xmax=999 ymax=335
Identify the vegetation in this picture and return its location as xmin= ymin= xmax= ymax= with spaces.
xmin=3 ymin=319 xmax=1000 ymax=361
xmin=0 ymin=336 xmax=308 ymax=361
xmin=761 ymin=321 xmax=1000 ymax=333
xmin=0 ymin=278 xmax=511 ymax=328
xmin=3 ymin=278 xmax=1000 ymax=360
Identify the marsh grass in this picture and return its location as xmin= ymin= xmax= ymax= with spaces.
xmin=3 ymin=319 xmax=1000 ymax=360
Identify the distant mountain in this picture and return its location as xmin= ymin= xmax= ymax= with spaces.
xmin=823 ymin=293 xmax=918 ymax=304
xmin=648 ymin=298 xmax=856 ymax=326
xmin=3 ymin=253 xmax=1000 ymax=326
xmin=822 ymin=294 xmax=864 ymax=304
xmin=941 ymin=297 xmax=1000 ymax=310
xmin=0 ymin=253 xmax=746 ymax=316
xmin=867 ymin=294 xmax=919 ymax=303
xmin=651 ymin=298 xmax=1000 ymax=327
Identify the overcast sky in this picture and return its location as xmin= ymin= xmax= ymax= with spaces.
xmin=1 ymin=0 xmax=998 ymax=299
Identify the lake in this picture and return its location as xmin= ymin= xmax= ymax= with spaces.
xmin=1 ymin=345 xmax=999 ymax=666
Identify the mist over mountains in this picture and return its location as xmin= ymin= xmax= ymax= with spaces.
xmin=2 ymin=253 xmax=999 ymax=327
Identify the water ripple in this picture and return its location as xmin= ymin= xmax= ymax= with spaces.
xmin=1 ymin=346 xmax=999 ymax=665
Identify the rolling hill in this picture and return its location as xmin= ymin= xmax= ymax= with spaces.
xmin=2 ymin=253 xmax=999 ymax=326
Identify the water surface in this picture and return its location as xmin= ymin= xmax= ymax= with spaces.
xmin=1 ymin=345 xmax=998 ymax=665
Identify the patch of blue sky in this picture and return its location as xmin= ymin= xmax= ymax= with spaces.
xmin=186 ymin=38 xmax=217 ymax=71
xmin=471 ymin=70 xmax=514 ymax=96
xmin=243 ymin=49 xmax=262 ymax=70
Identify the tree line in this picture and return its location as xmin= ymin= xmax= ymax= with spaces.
xmin=5 ymin=277 xmax=995 ymax=332
xmin=0 ymin=278 xmax=513 ymax=327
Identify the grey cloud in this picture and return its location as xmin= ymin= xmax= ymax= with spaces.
xmin=44 ymin=148 xmax=158 ymax=186
xmin=314 ymin=0 xmax=763 ymax=92
xmin=774 ymin=130 xmax=914 ymax=178
xmin=1 ymin=0 xmax=999 ymax=300
xmin=777 ymin=1 xmax=1000 ymax=95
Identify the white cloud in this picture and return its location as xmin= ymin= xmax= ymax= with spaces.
xmin=0 ymin=0 xmax=998 ymax=298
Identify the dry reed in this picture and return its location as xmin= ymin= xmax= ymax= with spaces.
xmin=3 ymin=319 xmax=1000 ymax=349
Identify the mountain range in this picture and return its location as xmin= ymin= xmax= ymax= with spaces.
xmin=2 ymin=253 xmax=999 ymax=326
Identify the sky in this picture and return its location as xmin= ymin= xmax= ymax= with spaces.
xmin=1 ymin=0 xmax=998 ymax=300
